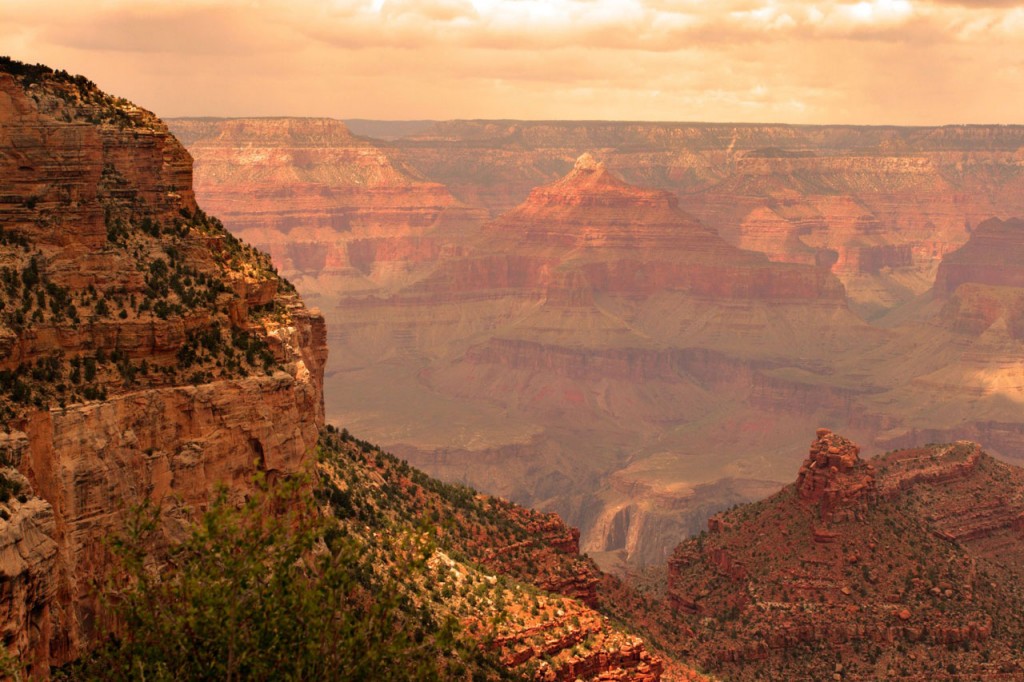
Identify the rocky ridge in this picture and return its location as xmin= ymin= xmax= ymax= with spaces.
xmin=934 ymin=217 xmax=1024 ymax=339
xmin=313 ymin=429 xmax=684 ymax=681
xmin=663 ymin=430 xmax=1024 ymax=680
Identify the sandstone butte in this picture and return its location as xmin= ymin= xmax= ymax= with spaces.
xmin=171 ymin=116 xmax=1024 ymax=574
xmin=0 ymin=61 xmax=700 ymax=682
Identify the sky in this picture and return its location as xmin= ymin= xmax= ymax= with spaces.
xmin=2 ymin=0 xmax=1024 ymax=125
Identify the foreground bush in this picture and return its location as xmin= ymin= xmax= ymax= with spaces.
xmin=62 ymin=479 xmax=470 ymax=681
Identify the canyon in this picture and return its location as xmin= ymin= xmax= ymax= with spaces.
xmin=5 ymin=58 xmax=1024 ymax=681
xmin=170 ymin=116 xmax=1024 ymax=571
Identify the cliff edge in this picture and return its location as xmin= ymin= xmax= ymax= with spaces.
xmin=0 ymin=59 xmax=327 ymax=672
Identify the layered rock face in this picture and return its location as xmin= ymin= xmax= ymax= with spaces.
xmin=469 ymin=154 xmax=844 ymax=300
xmin=316 ymin=155 xmax=859 ymax=569
xmin=0 ymin=62 xmax=326 ymax=672
xmin=166 ymin=117 xmax=483 ymax=289
xmin=373 ymin=120 xmax=1024 ymax=317
xmin=933 ymin=218 xmax=1024 ymax=339
xmin=936 ymin=218 xmax=1024 ymax=295
xmin=664 ymin=432 xmax=1024 ymax=680
xmin=796 ymin=428 xmax=877 ymax=521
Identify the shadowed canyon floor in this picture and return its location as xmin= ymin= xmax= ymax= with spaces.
xmin=170 ymin=117 xmax=1024 ymax=571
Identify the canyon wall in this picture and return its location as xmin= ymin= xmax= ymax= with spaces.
xmin=168 ymin=118 xmax=483 ymax=291
xmin=174 ymin=116 xmax=1024 ymax=571
xmin=0 ymin=64 xmax=326 ymax=672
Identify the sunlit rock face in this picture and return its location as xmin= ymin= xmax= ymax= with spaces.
xmin=179 ymin=117 xmax=1024 ymax=572
xmin=167 ymin=117 xmax=483 ymax=288
xmin=0 ymin=65 xmax=326 ymax=670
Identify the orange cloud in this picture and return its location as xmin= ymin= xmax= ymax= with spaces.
xmin=2 ymin=0 xmax=1023 ymax=124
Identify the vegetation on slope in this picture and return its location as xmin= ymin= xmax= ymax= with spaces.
xmin=0 ymin=205 xmax=289 ymax=420
xmin=63 ymin=481 xmax=479 ymax=681
xmin=0 ymin=56 xmax=301 ymax=423
xmin=56 ymin=427 xmax=667 ymax=681
xmin=663 ymin=441 xmax=1024 ymax=680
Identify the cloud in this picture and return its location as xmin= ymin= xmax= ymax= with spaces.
xmin=927 ymin=0 xmax=1024 ymax=6
xmin=3 ymin=0 xmax=1024 ymax=124
xmin=34 ymin=5 xmax=298 ymax=55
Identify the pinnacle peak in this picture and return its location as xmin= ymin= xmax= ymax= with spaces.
xmin=573 ymin=152 xmax=604 ymax=173
xmin=796 ymin=429 xmax=876 ymax=523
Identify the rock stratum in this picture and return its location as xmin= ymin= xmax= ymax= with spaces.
xmin=170 ymin=116 xmax=1024 ymax=572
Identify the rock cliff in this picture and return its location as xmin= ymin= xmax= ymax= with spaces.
xmin=0 ymin=60 xmax=326 ymax=672
xmin=166 ymin=117 xmax=483 ymax=289
xmin=936 ymin=218 xmax=1024 ymax=295
xmin=933 ymin=218 xmax=1024 ymax=339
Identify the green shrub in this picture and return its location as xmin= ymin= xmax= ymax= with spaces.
xmin=64 ymin=481 xmax=473 ymax=682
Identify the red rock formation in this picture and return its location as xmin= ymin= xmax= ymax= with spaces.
xmin=477 ymin=506 xmax=601 ymax=606
xmin=795 ymin=428 xmax=877 ymax=521
xmin=0 ymin=63 xmax=326 ymax=671
xmin=932 ymin=218 xmax=1024 ymax=339
xmin=663 ymin=432 xmax=1024 ymax=680
xmin=935 ymin=218 xmax=1024 ymax=295
xmin=0 ymin=465 xmax=58 ymax=674
xmin=469 ymin=154 xmax=845 ymax=301
xmin=166 ymin=117 xmax=484 ymax=285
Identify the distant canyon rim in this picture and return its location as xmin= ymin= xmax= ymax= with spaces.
xmin=169 ymin=117 xmax=1024 ymax=571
